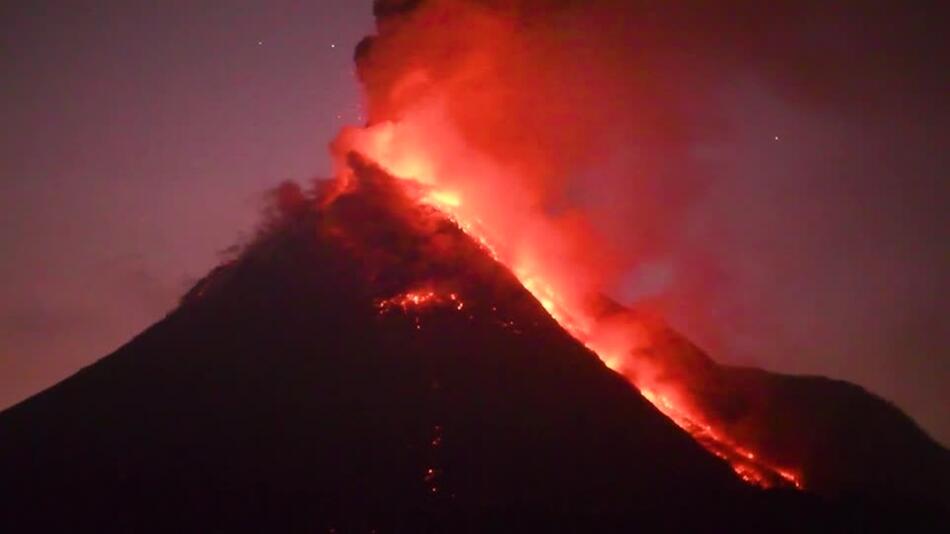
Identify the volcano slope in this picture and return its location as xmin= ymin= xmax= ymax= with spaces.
xmin=0 ymin=156 xmax=943 ymax=532
xmin=596 ymin=301 xmax=950 ymax=506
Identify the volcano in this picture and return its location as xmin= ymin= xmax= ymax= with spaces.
xmin=0 ymin=156 xmax=946 ymax=532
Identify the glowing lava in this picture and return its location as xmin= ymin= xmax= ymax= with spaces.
xmin=336 ymin=105 xmax=802 ymax=490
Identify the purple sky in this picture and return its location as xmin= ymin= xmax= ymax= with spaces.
xmin=1 ymin=1 xmax=947 ymax=445
xmin=0 ymin=0 xmax=372 ymax=411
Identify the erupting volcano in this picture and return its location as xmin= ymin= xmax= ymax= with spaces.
xmin=1 ymin=0 xmax=948 ymax=532
xmin=1 ymin=154 xmax=946 ymax=531
xmin=333 ymin=0 xmax=949 ymax=501
xmin=335 ymin=112 xmax=804 ymax=490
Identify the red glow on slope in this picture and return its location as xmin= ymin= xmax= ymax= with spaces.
xmin=378 ymin=289 xmax=466 ymax=315
xmin=334 ymin=104 xmax=802 ymax=490
xmin=377 ymin=290 xmax=439 ymax=313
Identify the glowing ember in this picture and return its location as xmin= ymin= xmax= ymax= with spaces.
xmin=376 ymin=290 xmax=439 ymax=314
xmin=377 ymin=289 xmax=467 ymax=316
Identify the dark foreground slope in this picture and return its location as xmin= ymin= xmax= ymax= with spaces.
xmin=0 ymin=158 xmax=942 ymax=532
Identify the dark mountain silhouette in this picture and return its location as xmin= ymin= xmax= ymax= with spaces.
xmin=0 ymin=155 xmax=945 ymax=532
xmin=592 ymin=300 xmax=950 ymax=505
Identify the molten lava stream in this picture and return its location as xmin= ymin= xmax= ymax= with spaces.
xmin=343 ymin=122 xmax=801 ymax=490
xmin=513 ymin=281 xmax=803 ymax=490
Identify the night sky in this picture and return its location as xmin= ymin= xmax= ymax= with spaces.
xmin=1 ymin=1 xmax=947 ymax=444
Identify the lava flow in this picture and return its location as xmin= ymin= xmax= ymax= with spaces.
xmin=333 ymin=106 xmax=802 ymax=490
